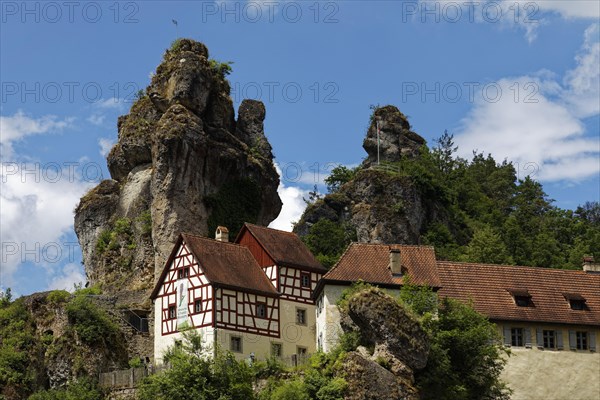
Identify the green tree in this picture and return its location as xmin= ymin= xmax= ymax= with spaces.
xmin=302 ymin=219 xmax=355 ymax=269
xmin=27 ymin=377 xmax=103 ymax=400
xmin=137 ymin=329 xmax=254 ymax=400
xmin=398 ymin=276 xmax=437 ymax=316
xmin=324 ymin=165 xmax=358 ymax=193
xmin=432 ymin=130 xmax=458 ymax=175
xmin=416 ymin=298 xmax=510 ymax=400
xmin=462 ymin=226 xmax=513 ymax=265
xmin=0 ymin=297 xmax=40 ymax=399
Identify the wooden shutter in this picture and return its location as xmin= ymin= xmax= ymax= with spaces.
xmin=590 ymin=332 xmax=597 ymax=352
xmin=524 ymin=328 xmax=532 ymax=348
xmin=569 ymin=330 xmax=576 ymax=350
xmin=503 ymin=326 xmax=511 ymax=347
xmin=536 ymin=328 xmax=543 ymax=349
xmin=557 ymin=330 xmax=564 ymax=350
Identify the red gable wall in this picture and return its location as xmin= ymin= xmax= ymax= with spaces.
xmin=237 ymin=227 xmax=275 ymax=267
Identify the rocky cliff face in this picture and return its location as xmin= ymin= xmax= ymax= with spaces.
xmin=339 ymin=288 xmax=429 ymax=400
xmin=295 ymin=105 xmax=441 ymax=245
xmin=74 ymin=39 xmax=282 ymax=298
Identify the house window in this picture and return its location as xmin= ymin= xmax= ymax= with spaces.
xmin=256 ymin=302 xmax=267 ymax=318
xmin=297 ymin=346 xmax=307 ymax=357
xmin=271 ymin=343 xmax=282 ymax=358
xmin=511 ymin=328 xmax=524 ymax=347
xmin=576 ymin=332 xmax=588 ymax=350
xmin=514 ymin=296 xmax=531 ymax=307
xmin=300 ymin=273 xmax=311 ymax=288
xmin=168 ymin=305 xmax=176 ymax=319
xmin=194 ymin=299 xmax=202 ymax=313
xmin=543 ymin=330 xmax=556 ymax=349
xmin=296 ymin=308 xmax=307 ymax=325
xmin=230 ymin=336 xmax=242 ymax=353
xmin=570 ymin=300 xmax=586 ymax=310
xmin=177 ymin=267 xmax=189 ymax=280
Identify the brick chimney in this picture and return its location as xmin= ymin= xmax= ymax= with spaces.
xmin=583 ymin=255 xmax=600 ymax=273
xmin=389 ymin=248 xmax=402 ymax=276
xmin=215 ymin=226 xmax=229 ymax=242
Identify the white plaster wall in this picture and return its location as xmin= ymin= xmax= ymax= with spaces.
xmin=499 ymin=323 xmax=600 ymax=400
xmin=214 ymin=328 xmax=279 ymax=361
xmin=279 ymin=299 xmax=317 ymax=356
xmin=154 ymin=296 xmax=215 ymax=364
xmin=502 ymin=348 xmax=599 ymax=400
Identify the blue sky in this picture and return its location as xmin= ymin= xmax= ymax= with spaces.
xmin=1 ymin=1 xmax=599 ymax=296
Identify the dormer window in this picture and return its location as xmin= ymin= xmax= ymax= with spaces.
xmin=563 ymin=293 xmax=587 ymax=310
xmin=507 ymin=289 xmax=532 ymax=307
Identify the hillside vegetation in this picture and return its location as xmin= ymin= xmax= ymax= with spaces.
xmin=302 ymin=128 xmax=599 ymax=269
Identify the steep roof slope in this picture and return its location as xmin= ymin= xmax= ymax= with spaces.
xmin=438 ymin=261 xmax=600 ymax=326
xmin=237 ymin=223 xmax=326 ymax=272
xmin=151 ymin=233 xmax=278 ymax=298
xmin=318 ymin=243 xmax=441 ymax=291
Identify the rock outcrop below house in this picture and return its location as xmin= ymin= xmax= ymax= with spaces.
xmin=74 ymin=39 xmax=282 ymax=298
xmin=339 ymin=288 xmax=429 ymax=400
xmin=294 ymin=105 xmax=442 ymax=244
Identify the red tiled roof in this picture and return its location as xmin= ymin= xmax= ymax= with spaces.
xmin=238 ymin=223 xmax=326 ymax=272
xmin=151 ymin=233 xmax=278 ymax=299
xmin=320 ymin=243 xmax=441 ymax=288
xmin=437 ymin=261 xmax=600 ymax=327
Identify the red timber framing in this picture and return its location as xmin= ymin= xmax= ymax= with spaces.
xmin=236 ymin=225 xmax=323 ymax=304
xmin=155 ymin=241 xmax=214 ymax=336
xmin=215 ymin=288 xmax=280 ymax=337
xmin=279 ymin=267 xmax=322 ymax=304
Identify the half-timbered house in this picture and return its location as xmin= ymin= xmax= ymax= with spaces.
xmin=151 ymin=231 xmax=281 ymax=363
xmin=236 ymin=223 xmax=328 ymax=357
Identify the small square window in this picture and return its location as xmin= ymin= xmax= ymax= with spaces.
xmin=194 ymin=299 xmax=202 ymax=313
xmin=230 ymin=336 xmax=242 ymax=353
xmin=576 ymin=331 xmax=588 ymax=350
xmin=515 ymin=296 xmax=531 ymax=307
xmin=300 ymin=273 xmax=311 ymax=288
xmin=271 ymin=343 xmax=282 ymax=357
xmin=296 ymin=308 xmax=307 ymax=325
xmin=297 ymin=346 xmax=307 ymax=356
xmin=256 ymin=303 xmax=267 ymax=318
xmin=543 ymin=330 xmax=556 ymax=349
xmin=168 ymin=305 xmax=176 ymax=319
xmin=570 ymin=300 xmax=586 ymax=310
xmin=177 ymin=267 xmax=189 ymax=279
xmin=511 ymin=328 xmax=524 ymax=347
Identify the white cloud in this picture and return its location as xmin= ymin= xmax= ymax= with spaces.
xmin=0 ymin=112 xmax=93 ymax=289
xmin=47 ymin=263 xmax=87 ymax=292
xmin=418 ymin=1 xmax=598 ymax=43
xmin=94 ymin=97 xmax=126 ymax=110
xmin=87 ymin=114 xmax=106 ymax=126
xmin=563 ymin=24 xmax=600 ymax=118
xmin=533 ymin=1 xmax=599 ymax=19
xmin=98 ymin=137 xmax=116 ymax=157
xmin=0 ymin=111 xmax=74 ymax=160
xmin=269 ymin=165 xmax=308 ymax=231
xmin=454 ymin=25 xmax=600 ymax=182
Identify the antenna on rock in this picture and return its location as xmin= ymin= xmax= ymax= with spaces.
xmin=376 ymin=118 xmax=382 ymax=165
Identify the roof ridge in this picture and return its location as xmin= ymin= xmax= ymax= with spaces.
xmin=437 ymin=260 xmax=589 ymax=275
xmin=245 ymin=222 xmax=298 ymax=236
xmin=350 ymin=242 xmax=435 ymax=249
xmin=181 ymin=232 xmax=243 ymax=248
xmin=437 ymin=260 xmax=600 ymax=276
